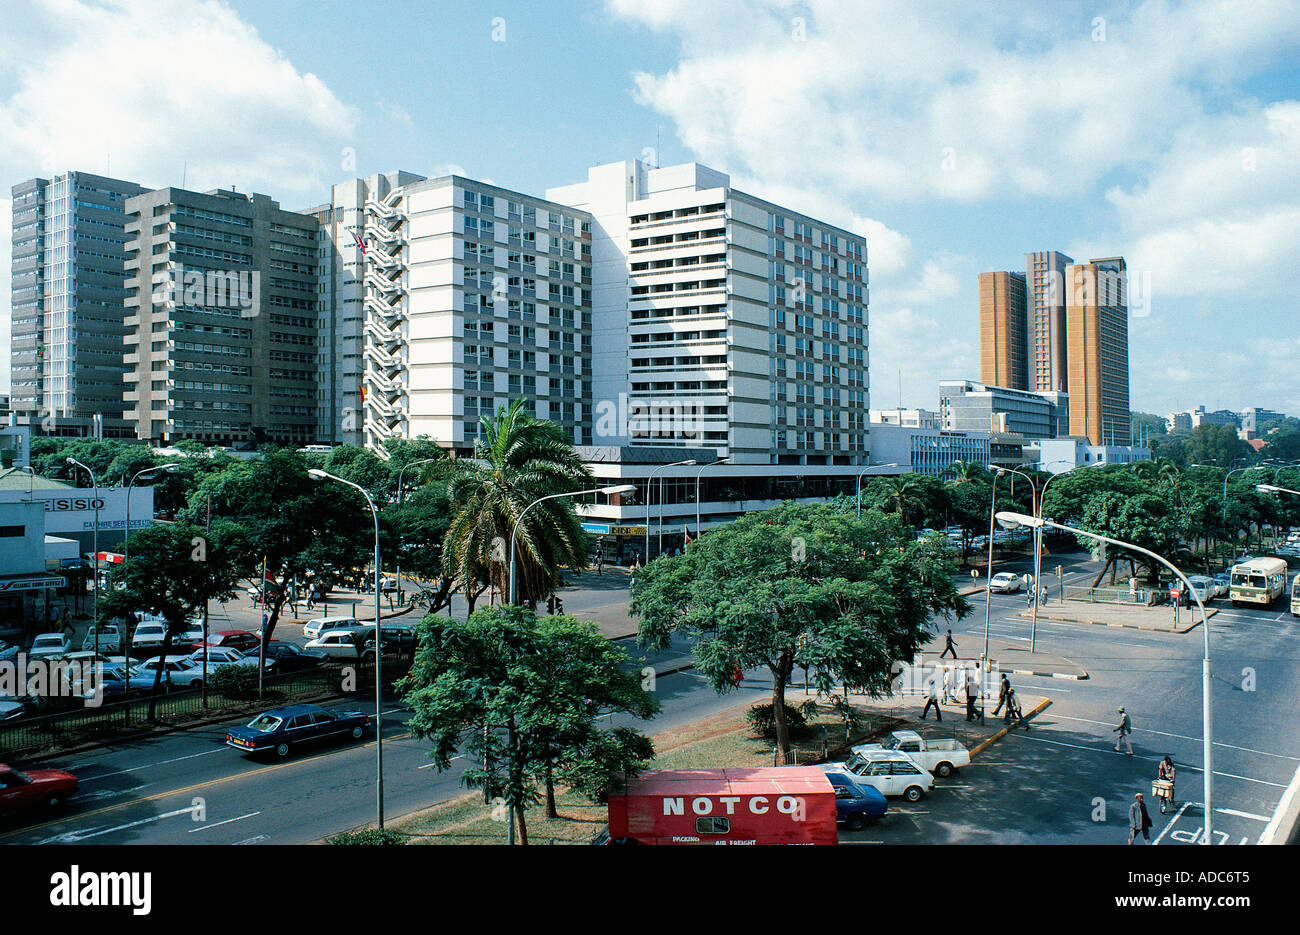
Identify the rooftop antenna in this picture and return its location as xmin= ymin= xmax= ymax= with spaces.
xmin=655 ymin=126 xmax=661 ymax=167
xmin=182 ymin=161 xmax=186 ymax=189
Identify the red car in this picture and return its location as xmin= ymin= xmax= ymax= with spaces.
xmin=191 ymin=630 xmax=262 ymax=654
xmin=0 ymin=763 xmax=78 ymax=812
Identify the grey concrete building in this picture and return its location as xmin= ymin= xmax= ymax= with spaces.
xmin=938 ymin=379 xmax=1066 ymax=440
xmin=9 ymin=172 xmax=146 ymax=437
xmin=122 ymin=187 xmax=320 ymax=446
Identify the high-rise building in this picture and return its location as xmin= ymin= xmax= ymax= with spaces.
xmin=9 ymin=172 xmax=146 ymax=437
xmin=323 ymin=173 xmax=595 ymax=457
xmin=977 ymin=271 xmax=1027 ymax=390
xmin=548 ymin=160 xmax=869 ymax=465
xmin=122 ymin=187 xmax=320 ymax=446
xmin=1065 ymin=256 xmax=1130 ymax=446
xmin=1025 ymin=250 xmax=1073 ymax=393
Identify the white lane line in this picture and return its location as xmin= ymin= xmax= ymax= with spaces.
xmin=233 ymin=834 xmax=269 ymax=845
xmin=1012 ymin=734 xmax=1288 ymax=787
xmin=1216 ymin=807 xmax=1271 ymax=822
xmin=1048 ymin=714 xmax=1300 ymax=760
xmin=189 ymin=811 xmax=261 ymax=833
xmin=39 ymin=805 xmax=197 ymax=844
xmin=75 ymin=747 xmax=226 ymax=781
xmin=1152 ymin=800 xmax=1193 ymax=846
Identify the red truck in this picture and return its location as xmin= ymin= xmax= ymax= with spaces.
xmin=605 ymin=766 xmax=839 ymax=845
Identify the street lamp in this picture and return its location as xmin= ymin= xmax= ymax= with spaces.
xmin=510 ymin=484 xmax=636 ymax=606
xmin=504 ymin=481 xmax=634 ymax=846
xmin=65 ymin=457 xmax=101 ymax=653
xmin=394 ymin=457 xmax=439 ymax=605
xmin=1028 ymin=461 xmax=1079 ymax=652
xmin=125 ymin=464 xmax=179 ymax=564
xmin=1222 ymin=465 xmax=1270 ymax=558
xmin=856 ymin=464 xmax=900 ymax=518
xmin=694 ymin=459 xmax=728 ymax=541
xmin=308 ymin=468 xmax=384 ymax=829
xmin=996 ymin=509 xmax=1215 ymax=845
xmin=645 ymin=460 xmax=695 ymax=562
xmin=18 ymin=465 xmax=35 ymax=497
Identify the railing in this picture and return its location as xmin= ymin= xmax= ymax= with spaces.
xmin=0 ymin=660 xmax=412 ymax=762
xmin=1062 ymin=585 xmax=1157 ymax=605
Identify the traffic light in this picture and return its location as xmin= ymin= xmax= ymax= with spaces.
xmin=555 ymin=597 xmax=564 ymax=614
xmin=547 ymin=596 xmax=556 ymax=615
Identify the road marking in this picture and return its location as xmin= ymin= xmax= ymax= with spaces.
xmin=75 ymin=747 xmax=226 ymax=781
xmin=233 ymin=834 xmax=268 ymax=845
xmin=1216 ymin=808 xmax=1271 ymax=822
xmin=1010 ymin=734 xmax=1288 ymax=787
xmin=1152 ymin=800 xmax=1192 ymax=845
xmin=189 ymin=811 xmax=261 ymax=833
xmin=37 ymin=805 xmax=197 ymax=844
xmin=1048 ymin=714 xmax=1300 ymax=760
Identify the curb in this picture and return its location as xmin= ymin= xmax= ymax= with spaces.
xmin=969 ymin=696 xmax=1052 ymax=758
xmin=1006 ymin=668 xmax=1089 ymax=681
xmin=1260 ymin=760 xmax=1300 ymax=845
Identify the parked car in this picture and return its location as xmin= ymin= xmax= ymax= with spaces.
xmin=1185 ymin=575 xmax=1219 ymax=603
xmin=225 ymin=703 xmax=372 ymax=758
xmin=1213 ymin=572 xmax=1232 ymax=596
xmin=261 ymin=641 xmax=329 ymax=673
xmin=133 ymin=655 xmax=208 ymax=690
xmin=359 ymin=624 xmax=418 ymax=654
xmin=190 ymin=630 xmax=262 ymax=654
xmin=28 ymin=632 xmax=72 ymax=660
xmin=0 ymin=763 xmax=78 ymax=812
xmin=302 ymin=615 xmax=364 ymax=640
xmin=824 ymin=770 xmax=888 ymax=830
xmin=183 ymin=646 xmax=270 ymax=671
xmin=304 ymin=629 xmax=373 ymax=660
xmin=989 ymin=572 xmax=1023 ymax=594
xmin=851 ymin=730 xmax=971 ymax=778
xmin=81 ymin=624 xmax=122 ymax=653
xmin=82 ymin=664 xmax=157 ymax=702
xmin=0 ymin=640 xmax=19 ymax=663
xmin=132 ymin=621 xmax=205 ymax=655
xmin=822 ymin=750 xmax=935 ymax=802
xmin=0 ymin=697 xmax=27 ymax=722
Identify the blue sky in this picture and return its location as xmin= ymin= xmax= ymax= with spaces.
xmin=2 ymin=0 xmax=1298 ymax=417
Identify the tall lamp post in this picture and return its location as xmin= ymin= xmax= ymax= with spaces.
xmin=694 ymin=459 xmax=728 ymax=540
xmin=856 ymin=463 xmax=900 ymax=518
xmin=982 ymin=466 xmax=1032 ymax=667
xmin=1027 ymin=460 xmax=1077 ymax=652
xmin=645 ymin=460 xmax=695 ymax=562
xmin=307 ymin=469 xmax=384 ymax=829
xmin=505 ymin=482 xmax=634 ymax=846
xmin=1257 ymin=484 xmax=1300 ymax=552
xmin=997 ymin=510 xmax=1214 ymax=844
xmin=393 ymin=457 xmax=438 ymax=605
xmin=1220 ymin=465 xmax=1268 ymax=559
xmin=66 ymin=458 xmax=101 ymax=653
xmin=125 ymin=464 xmax=179 ymax=564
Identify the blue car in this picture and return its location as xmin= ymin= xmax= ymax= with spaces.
xmin=225 ymin=703 xmax=372 ymax=758
xmin=825 ymin=770 xmax=888 ymax=830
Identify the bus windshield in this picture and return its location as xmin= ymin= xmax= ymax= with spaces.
xmin=1233 ymin=573 xmax=1265 ymax=588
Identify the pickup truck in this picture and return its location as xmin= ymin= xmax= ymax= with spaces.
xmin=852 ymin=730 xmax=971 ymax=778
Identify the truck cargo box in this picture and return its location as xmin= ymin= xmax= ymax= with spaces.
xmin=606 ymin=767 xmax=838 ymax=845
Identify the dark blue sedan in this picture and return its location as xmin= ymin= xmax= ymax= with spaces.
xmin=825 ymin=770 xmax=888 ymax=830
xmin=225 ymin=703 xmax=372 ymax=758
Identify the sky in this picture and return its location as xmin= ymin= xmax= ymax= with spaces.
xmin=2 ymin=0 xmax=1298 ymax=417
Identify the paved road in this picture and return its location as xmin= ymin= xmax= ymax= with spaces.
xmin=842 ymin=585 xmax=1300 ymax=844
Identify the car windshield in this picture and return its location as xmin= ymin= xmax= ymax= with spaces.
xmin=844 ymin=754 xmax=867 ymax=772
xmin=882 ymin=736 xmax=901 ymax=750
xmin=33 ymin=636 xmax=61 ymax=646
xmin=246 ymin=715 xmax=283 ymax=732
xmin=1 ymin=768 xmax=31 ymax=784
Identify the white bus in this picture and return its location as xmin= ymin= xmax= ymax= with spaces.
xmin=1230 ymin=557 xmax=1288 ymax=607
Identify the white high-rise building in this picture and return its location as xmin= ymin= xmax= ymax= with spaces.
xmin=548 ymin=160 xmax=870 ymax=466
xmin=309 ymin=173 xmax=594 ymax=457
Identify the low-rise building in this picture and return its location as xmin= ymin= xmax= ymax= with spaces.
xmin=868 ymin=423 xmax=991 ymax=476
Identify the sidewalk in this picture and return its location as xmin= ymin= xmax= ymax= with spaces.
xmin=919 ymin=632 xmax=1089 ymax=680
xmin=1015 ymin=599 xmax=1215 ymax=633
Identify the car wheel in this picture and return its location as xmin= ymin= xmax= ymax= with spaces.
xmin=904 ymin=785 xmax=924 ymax=803
xmin=189 ymin=680 xmax=202 ymax=689
xmin=275 ymin=742 xmax=291 ymax=758
xmin=351 ymin=725 xmax=364 ymax=740
xmin=845 ymin=813 xmax=865 ymax=832
xmin=45 ymin=791 xmax=66 ymax=809
xmin=934 ymin=761 xmax=954 ymax=778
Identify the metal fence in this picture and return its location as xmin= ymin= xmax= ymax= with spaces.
xmin=1062 ymin=585 xmax=1157 ymax=605
xmin=0 ymin=659 xmax=409 ymax=762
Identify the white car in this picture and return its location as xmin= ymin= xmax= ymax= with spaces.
xmin=851 ymin=730 xmax=971 ymax=778
xmin=822 ymin=750 xmax=934 ymax=802
xmin=1185 ymin=575 xmax=1218 ymax=603
xmin=131 ymin=621 xmax=204 ymax=652
xmin=82 ymin=624 xmax=122 ymax=653
xmin=133 ymin=655 xmax=208 ymax=689
xmin=28 ymin=633 xmax=72 ymax=659
xmin=183 ymin=647 xmax=268 ymax=671
xmin=302 ymin=615 xmax=364 ymax=639
xmin=304 ymin=629 xmax=374 ymax=660
xmin=989 ymin=572 xmax=1023 ymax=594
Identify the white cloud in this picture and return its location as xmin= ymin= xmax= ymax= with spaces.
xmin=868 ymin=305 xmax=977 ymax=410
xmin=610 ymin=0 xmax=1299 ymax=204
xmin=0 ymin=0 xmax=356 ymax=202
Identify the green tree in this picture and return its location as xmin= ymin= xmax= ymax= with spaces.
xmin=440 ymin=399 xmax=592 ymax=608
xmin=632 ymin=503 xmax=969 ymax=759
xmin=398 ymin=605 xmax=658 ymax=843
xmin=100 ymin=520 xmax=249 ymax=718
xmin=1077 ymin=491 xmax=1181 ymax=585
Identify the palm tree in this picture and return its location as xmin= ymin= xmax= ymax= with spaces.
xmin=940 ymin=460 xmax=986 ymax=487
xmin=881 ymin=476 xmax=926 ymax=527
xmin=441 ymin=399 xmax=593 ymax=608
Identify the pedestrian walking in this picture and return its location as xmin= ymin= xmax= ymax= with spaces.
xmin=992 ymin=673 xmax=1011 ymax=719
xmin=1026 ymin=587 xmax=1035 ymax=610
xmin=939 ymin=629 xmax=958 ymax=659
xmin=920 ymin=675 xmax=943 ymax=721
xmin=732 ymin=662 xmax=744 ymax=687
xmin=1039 ymin=585 xmax=1049 ymax=606
xmin=1006 ymin=689 xmax=1030 ymax=731
xmin=1113 ymin=706 xmax=1134 ymax=754
xmin=965 ymin=669 xmax=980 ymax=722
xmin=1128 ymin=793 xmax=1153 ymax=844
xmin=941 ymin=666 xmax=954 ymax=704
